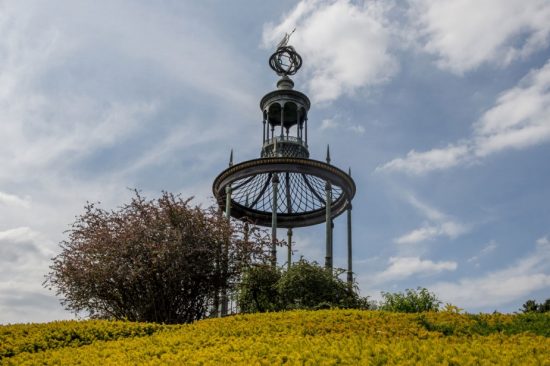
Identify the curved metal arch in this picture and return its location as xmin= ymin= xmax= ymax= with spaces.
xmin=260 ymin=89 xmax=311 ymax=112
xmin=212 ymin=157 xmax=355 ymax=228
xmin=214 ymin=157 xmax=355 ymax=198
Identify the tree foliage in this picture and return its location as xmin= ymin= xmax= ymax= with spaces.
xmin=379 ymin=287 xmax=441 ymax=313
xmin=238 ymin=264 xmax=282 ymax=313
xmin=520 ymin=298 xmax=550 ymax=313
xmin=238 ymin=259 xmax=369 ymax=312
xmin=277 ymin=259 xmax=366 ymax=309
xmin=45 ymin=191 xmax=271 ymax=323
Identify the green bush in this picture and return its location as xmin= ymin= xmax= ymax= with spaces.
xmin=416 ymin=312 xmax=550 ymax=337
xmin=380 ymin=287 xmax=441 ymax=313
xmin=277 ymin=259 xmax=364 ymax=310
xmin=520 ymin=298 xmax=550 ymax=313
xmin=238 ymin=264 xmax=282 ymax=313
xmin=238 ymin=259 xmax=369 ymax=312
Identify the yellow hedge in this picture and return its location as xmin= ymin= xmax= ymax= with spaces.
xmin=2 ymin=310 xmax=549 ymax=365
xmin=0 ymin=320 xmax=168 ymax=359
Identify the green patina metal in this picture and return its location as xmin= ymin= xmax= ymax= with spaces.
xmin=212 ymin=36 xmax=356 ymax=284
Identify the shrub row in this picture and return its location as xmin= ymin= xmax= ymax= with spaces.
xmin=2 ymin=310 xmax=549 ymax=365
xmin=417 ymin=312 xmax=550 ymax=337
xmin=0 ymin=320 xmax=170 ymax=360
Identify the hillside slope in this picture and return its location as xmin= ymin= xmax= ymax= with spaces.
xmin=1 ymin=310 xmax=549 ymax=365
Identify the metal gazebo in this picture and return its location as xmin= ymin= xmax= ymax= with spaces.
xmin=213 ymin=39 xmax=356 ymax=288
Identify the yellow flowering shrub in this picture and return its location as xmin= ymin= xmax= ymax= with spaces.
xmin=0 ymin=320 xmax=169 ymax=359
xmin=2 ymin=310 xmax=549 ymax=365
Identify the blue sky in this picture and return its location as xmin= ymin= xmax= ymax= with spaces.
xmin=1 ymin=0 xmax=549 ymax=323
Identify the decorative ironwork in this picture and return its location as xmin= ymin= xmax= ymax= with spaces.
xmin=212 ymin=38 xmax=356 ymax=278
xmin=213 ymin=157 xmax=354 ymax=228
xmin=269 ymin=29 xmax=302 ymax=76
xmin=269 ymin=46 xmax=302 ymax=76
xmin=261 ymin=136 xmax=309 ymax=158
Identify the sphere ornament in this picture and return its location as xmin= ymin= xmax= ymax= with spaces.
xmin=269 ymin=46 xmax=303 ymax=76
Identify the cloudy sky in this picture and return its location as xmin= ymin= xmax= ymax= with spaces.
xmin=1 ymin=0 xmax=549 ymax=323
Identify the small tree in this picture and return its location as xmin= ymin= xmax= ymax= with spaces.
xmin=520 ymin=298 xmax=550 ymax=313
xmin=45 ymin=191 xmax=270 ymax=323
xmin=238 ymin=259 xmax=369 ymax=312
xmin=380 ymin=287 xmax=441 ymax=313
xmin=521 ymin=299 xmax=540 ymax=313
xmin=277 ymin=259 xmax=357 ymax=309
xmin=238 ymin=264 xmax=282 ymax=313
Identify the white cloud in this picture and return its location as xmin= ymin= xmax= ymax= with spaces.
xmin=432 ymin=236 xmax=550 ymax=309
xmin=319 ymin=116 xmax=366 ymax=134
xmin=292 ymin=232 xmax=325 ymax=264
xmin=394 ymin=194 xmax=468 ymax=244
xmin=0 ymin=1 xmax=259 ymax=183
xmin=0 ymin=225 xmax=67 ymax=324
xmin=467 ymin=240 xmax=498 ymax=265
xmin=0 ymin=227 xmax=39 ymax=243
xmin=406 ymin=194 xmax=445 ymax=221
xmin=481 ymin=240 xmax=498 ymax=254
xmin=0 ymin=3 xmax=157 ymax=181
xmin=374 ymin=256 xmax=457 ymax=283
xmin=395 ymin=222 xmax=467 ymax=244
xmin=348 ymin=125 xmax=366 ymax=134
xmin=377 ymin=144 xmax=471 ymax=174
xmin=0 ymin=192 xmax=31 ymax=208
xmin=473 ymin=61 xmax=550 ymax=156
xmin=409 ymin=0 xmax=550 ymax=73
xmin=1 ymin=100 xmax=159 ymax=182
xmin=537 ymin=236 xmax=550 ymax=246
xmin=0 ymin=231 xmax=69 ymax=322
xmin=263 ymin=0 xmax=398 ymax=102
xmin=0 ymin=288 xmax=71 ymax=324
xmin=395 ymin=226 xmax=439 ymax=244
xmin=320 ymin=118 xmax=339 ymax=130
xmin=0 ymin=227 xmax=54 ymax=270
xmin=378 ymin=60 xmax=550 ymax=174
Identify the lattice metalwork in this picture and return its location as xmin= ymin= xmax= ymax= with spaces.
xmin=231 ymin=172 xmax=342 ymax=214
xmin=213 ymin=157 xmax=355 ymax=228
xmin=261 ymin=141 xmax=309 ymax=158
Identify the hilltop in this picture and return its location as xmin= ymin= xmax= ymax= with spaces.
xmin=1 ymin=310 xmax=549 ymax=365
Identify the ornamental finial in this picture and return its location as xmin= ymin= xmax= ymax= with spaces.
xmin=269 ymin=29 xmax=302 ymax=77
xmin=276 ymin=28 xmax=295 ymax=49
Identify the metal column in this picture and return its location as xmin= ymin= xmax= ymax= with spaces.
xmin=287 ymin=228 xmax=293 ymax=270
xmin=280 ymin=104 xmax=284 ymax=137
xmin=221 ymin=184 xmax=231 ymax=316
xmin=325 ymin=181 xmax=333 ymax=270
xmin=347 ymin=202 xmax=353 ymax=286
xmin=271 ymin=173 xmax=279 ymax=266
